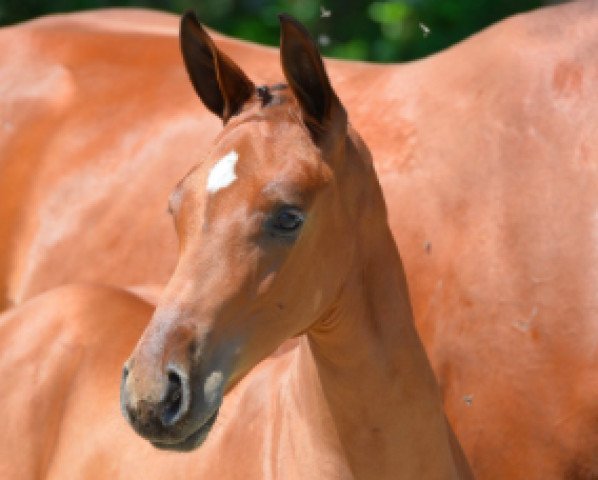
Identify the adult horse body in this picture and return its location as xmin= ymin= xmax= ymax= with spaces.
xmin=2 ymin=2 xmax=596 ymax=314
xmin=0 ymin=2 xmax=597 ymax=479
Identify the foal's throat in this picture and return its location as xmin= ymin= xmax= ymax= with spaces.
xmin=305 ymin=224 xmax=462 ymax=479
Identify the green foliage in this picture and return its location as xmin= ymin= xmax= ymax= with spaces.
xmin=0 ymin=0 xmax=560 ymax=62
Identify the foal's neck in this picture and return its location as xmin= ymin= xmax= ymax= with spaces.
xmin=305 ymin=176 xmax=468 ymax=478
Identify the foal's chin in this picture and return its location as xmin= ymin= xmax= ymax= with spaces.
xmin=150 ymin=407 xmax=220 ymax=452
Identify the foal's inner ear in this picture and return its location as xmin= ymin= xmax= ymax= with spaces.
xmin=278 ymin=14 xmax=343 ymax=136
xmin=180 ymin=11 xmax=255 ymax=122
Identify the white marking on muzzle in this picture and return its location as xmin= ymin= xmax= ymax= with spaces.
xmin=203 ymin=371 xmax=224 ymax=405
xmin=206 ymin=151 xmax=238 ymax=194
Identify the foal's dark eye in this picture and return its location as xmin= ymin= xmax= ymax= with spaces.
xmin=268 ymin=206 xmax=304 ymax=237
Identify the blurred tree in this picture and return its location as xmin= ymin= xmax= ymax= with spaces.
xmin=0 ymin=0 xmax=564 ymax=62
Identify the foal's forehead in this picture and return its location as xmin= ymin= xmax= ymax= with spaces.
xmin=220 ymin=103 xmax=314 ymax=159
xmin=172 ymin=98 xmax=331 ymax=214
xmin=206 ymin=108 xmax=323 ymax=186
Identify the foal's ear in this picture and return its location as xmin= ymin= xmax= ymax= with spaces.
xmin=180 ymin=11 xmax=255 ymax=122
xmin=278 ymin=14 xmax=344 ymax=137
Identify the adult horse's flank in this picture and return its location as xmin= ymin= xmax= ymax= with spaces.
xmin=120 ymin=12 xmax=471 ymax=479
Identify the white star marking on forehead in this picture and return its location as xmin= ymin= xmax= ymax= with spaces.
xmin=206 ymin=150 xmax=238 ymax=194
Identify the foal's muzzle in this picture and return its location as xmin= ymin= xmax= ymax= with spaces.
xmin=120 ymin=363 xmax=191 ymax=439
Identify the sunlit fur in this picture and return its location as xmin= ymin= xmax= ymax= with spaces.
xmin=0 ymin=3 xmax=597 ymax=479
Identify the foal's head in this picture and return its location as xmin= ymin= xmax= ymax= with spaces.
xmin=121 ymin=12 xmax=383 ymax=450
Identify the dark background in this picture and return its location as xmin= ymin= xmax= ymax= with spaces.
xmin=0 ymin=0 xmax=565 ymax=61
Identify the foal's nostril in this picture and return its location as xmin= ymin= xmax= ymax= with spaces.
xmin=126 ymin=404 xmax=138 ymax=423
xmin=162 ymin=369 xmax=187 ymax=426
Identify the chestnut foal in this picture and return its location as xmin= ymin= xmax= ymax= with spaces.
xmin=121 ymin=13 xmax=472 ymax=479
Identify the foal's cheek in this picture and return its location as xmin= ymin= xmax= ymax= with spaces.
xmin=312 ymin=289 xmax=323 ymax=312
